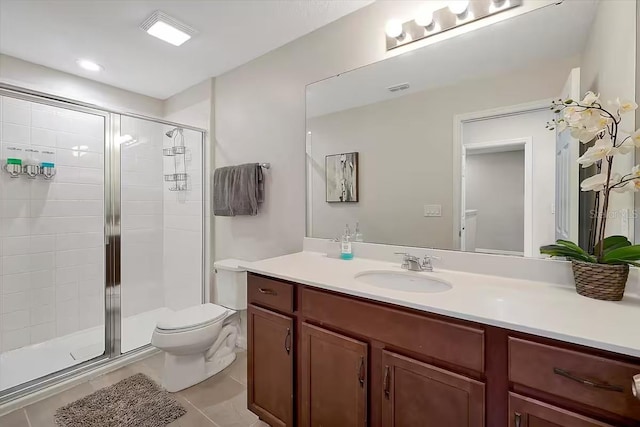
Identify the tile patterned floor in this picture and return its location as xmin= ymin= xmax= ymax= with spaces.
xmin=0 ymin=350 xmax=268 ymax=427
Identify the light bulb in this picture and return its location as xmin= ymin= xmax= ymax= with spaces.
xmin=448 ymin=0 xmax=470 ymax=15
xmin=414 ymin=7 xmax=434 ymax=27
xmin=385 ymin=20 xmax=404 ymax=39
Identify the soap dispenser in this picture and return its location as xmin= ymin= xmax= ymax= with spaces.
xmin=340 ymin=224 xmax=354 ymax=260
xmin=354 ymin=221 xmax=364 ymax=242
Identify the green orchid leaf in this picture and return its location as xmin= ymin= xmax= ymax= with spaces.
xmin=540 ymin=244 xmax=596 ymax=262
xmin=601 ymin=245 xmax=640 ymax=263
xmin=556 ymin=239 xmax=591 ymax=256
xmin=594 ymin=235 xmax=631 ymax=256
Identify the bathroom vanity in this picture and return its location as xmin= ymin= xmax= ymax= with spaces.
xmin=244 ymin=252 xmax=640 ymax=427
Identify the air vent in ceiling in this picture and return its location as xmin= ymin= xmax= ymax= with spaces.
xmin=387 ymin=83 xmax=410 ymax=93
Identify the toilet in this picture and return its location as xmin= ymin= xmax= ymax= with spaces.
xmin=151 ymin=259 xmax=248 ymax=392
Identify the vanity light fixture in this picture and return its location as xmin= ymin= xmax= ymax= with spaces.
xmin=384 ymin=20 xmax=405 ymax=40
xmin=140 ymin=11 xmax=197 ymax=46
xmin=385 ymin=0 xmax=522 ymax=51
xmin=76 ymin=59 xmax=103 ymax=72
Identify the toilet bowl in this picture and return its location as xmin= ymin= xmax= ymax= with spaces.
xmin=152 ymin=259 xmax=249 ymax=392
xmin=152 ymin=303 xmax=240 ymax=392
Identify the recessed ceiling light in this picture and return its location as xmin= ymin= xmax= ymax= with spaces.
xmin=76 ymin=59 xmax=103 ymax=72
xmin=140 ymin=11 xmax=197 ymax=46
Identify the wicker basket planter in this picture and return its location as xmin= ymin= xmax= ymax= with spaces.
xmin=571 ymin=260 xmax=629 ymax=301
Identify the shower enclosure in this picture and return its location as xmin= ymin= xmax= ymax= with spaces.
xmin=0 ymin=86 xmax=206 ymax=402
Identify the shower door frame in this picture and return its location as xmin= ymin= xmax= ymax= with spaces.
xmin=0 ymin=84 xmax=208 ymax=406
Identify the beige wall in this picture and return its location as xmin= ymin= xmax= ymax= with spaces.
xmin=0 ymin=54 xmax=163 ymax=116
xmin=307 ymin=58 xmax=575 ymax=248
xmin=581 ymin=0 xmax=637 ymax=239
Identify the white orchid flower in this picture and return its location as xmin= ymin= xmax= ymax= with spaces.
xmin=577 ymin=137 xmax=614 ymax=167
xmin=581 ymin=91 xmax=600 ymax=106
xmin=630 ymin=129 xmax=640 ymax=147
xmin=570 ymin=127 xmax=597 ymax=143
xmin=619 ymin=99 xmax=638 ymax=114
xmin=580 ymin=173 xmax=608 ymax=192
xmin=614 ymin=137 xmax=635 ymax=155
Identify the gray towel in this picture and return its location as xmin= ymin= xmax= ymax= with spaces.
xmin=214 ymin=163 xmax=264 ymax=216
xmin=230 ymin=163 xmax=262 ymax=216
xmin=213 ymin=166 xmax=234 ymax=216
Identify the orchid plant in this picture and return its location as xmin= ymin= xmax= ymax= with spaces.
xmin=540 ymin=91 xmax=640 ymax=265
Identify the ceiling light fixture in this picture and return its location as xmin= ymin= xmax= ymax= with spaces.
xmin=385 ymin=20 xmax=405 ymax=40
xmin=140 ymin=11 xmax=197 ymax=46
xmin=76 ymin=59 xmax=103 ymax=72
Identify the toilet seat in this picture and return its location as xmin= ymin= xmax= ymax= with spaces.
xmin=156 ymin=303 xmax=229 ymax=334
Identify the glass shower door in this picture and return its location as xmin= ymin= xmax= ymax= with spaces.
xmin=117 ymin=115 xmax=204 ymax=354
xmin=0 ymin=92 xmax=108 ymax=393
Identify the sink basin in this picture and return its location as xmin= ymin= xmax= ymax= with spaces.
xmin=355 ymin=270 xmax=452 ymax=293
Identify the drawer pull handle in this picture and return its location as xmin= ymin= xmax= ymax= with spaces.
xmin=383 ymin=365 xmax=391 ymax=399
xmin=284 ymin=328 xmax=291 ymax=355
xmin=553 ymin=367 xmax=624 ymax=392
xmin=258 ymin=288 xmax=278 ymax=296
xmin=358 ymin=356 xmax=365 ymax=387
xmin=514 ymin=412 xmax=522 ymax=427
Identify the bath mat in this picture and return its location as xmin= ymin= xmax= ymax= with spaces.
xmin=54 ymin=373 xmax=186 ymax=427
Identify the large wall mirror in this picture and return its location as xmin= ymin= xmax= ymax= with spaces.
xmin=305 ymin=0 xmax=637 ymax=258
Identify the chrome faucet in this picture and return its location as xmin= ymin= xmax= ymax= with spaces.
xmin=395 ymin=252 xmax=439 ymax=272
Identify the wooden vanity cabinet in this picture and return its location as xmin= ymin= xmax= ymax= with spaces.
xmin=509 ymin=393 xmax=615 ymax=427
xmin=381 ymin=350 xmax=485 ymax=427
xmin=246 ymin=273 xmax=640 ymax=427
xmin=300 ymin=323 xmax=368 ymax=427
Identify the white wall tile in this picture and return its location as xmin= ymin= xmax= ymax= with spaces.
xmin=30 ymin=322 xmax=55 ymax=344
xmin=2 ymin=273 xmax=29 ymax=294
xmin=31 ymin=127 xmax=57 ymax=147
xmin=1 ymin=291 xmax=29 ymax=313
xmin=2 ymin=123 xmax=30 ymax=144
xmin=2 ymin=328 xmax=30 ymax=351
xmin=30 ymin=304 xmax=55 ymax=325
xmin=1 ymin=310 xmax=30 ymax=331
xmin=2 ymin=99 xmax=30 ymax=126
xmin=29 ymin=287 xmax=54 ymax=307
xmin=31 ymin=109 xmax=57 ymax=131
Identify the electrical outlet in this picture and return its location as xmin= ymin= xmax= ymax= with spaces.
xmin=424 ymin=204 xmax=442 ymax=217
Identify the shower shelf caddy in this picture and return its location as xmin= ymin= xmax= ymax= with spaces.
xmin=163 ymin=127 xmax=188 ymax=191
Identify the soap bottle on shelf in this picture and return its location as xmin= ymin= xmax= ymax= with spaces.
xmin=353 ymin=221 xmax=364 ymax=242
xmin=340 ymin=224 xmax=354 ymax=260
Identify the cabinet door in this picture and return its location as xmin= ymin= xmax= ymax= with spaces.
xmin=381 ymin=350 xmax=485 ymax=427
xmin=300 ymin=322 xmax=368 ymax=427
xmin=509 ymin=393 xmax=615 ymax=427
xmin=248 ymin=304 xmax=294 ymax=427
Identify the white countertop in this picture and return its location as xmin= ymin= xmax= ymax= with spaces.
xmin=241 ymin=251 xmax=640 ymax=358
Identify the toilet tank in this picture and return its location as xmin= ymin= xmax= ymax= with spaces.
xmin=213 ymin=259 xmax=248 ymax=310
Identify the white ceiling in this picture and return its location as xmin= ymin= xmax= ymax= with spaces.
xmin=307 ymin=0 xmax=598 ymax=117
xmin=0 ymin=0 xmax=373 ymax=99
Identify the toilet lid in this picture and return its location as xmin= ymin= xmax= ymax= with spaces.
xmin=156 ymin=303 xmax=228 ymax=331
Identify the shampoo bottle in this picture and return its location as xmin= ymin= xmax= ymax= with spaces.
xmin=340 ymin=224 xmax=353 ymax=260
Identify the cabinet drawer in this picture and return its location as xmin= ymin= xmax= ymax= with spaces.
xmin=248 ymin=274 xmax=294 ymax=313
xmin=509 ymin=337 xmax=640 ymax=420
xmin=301 ymin=287 xmax=484 ymax=373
